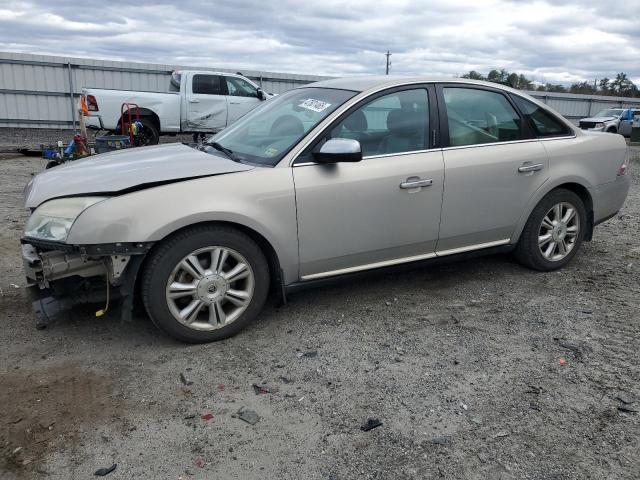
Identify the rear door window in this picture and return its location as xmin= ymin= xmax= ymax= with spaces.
xmin=511 ymin=95 xmax=573 ymax=137
xmin=442 ymin=87 xmax=524 ymax=147
xmin=192 ymin=74 xmax=223 ymax=95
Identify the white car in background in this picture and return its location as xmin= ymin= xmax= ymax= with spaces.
xmin=579 ymin=108 xmax=638 ymax=136
xmin=82 ymin=71 xmax=271 ymax=144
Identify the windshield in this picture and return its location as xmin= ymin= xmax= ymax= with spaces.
xmin=208 ymin=87 xmax=357 ymax=166
xmin=594 ymin=109 xmax=623 ymax=118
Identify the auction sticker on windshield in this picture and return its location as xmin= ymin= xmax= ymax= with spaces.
xmin=299 ymin=99 xmax=331 ymax=113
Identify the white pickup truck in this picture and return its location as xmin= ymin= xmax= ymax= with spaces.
xmin=82 ymin=71 xmax=270 ymax=145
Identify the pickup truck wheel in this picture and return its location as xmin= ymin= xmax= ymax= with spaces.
xmin=515 ymin=189 xmax=586 ymax=271
xmin=606 ymin=127 xmax=617 ymax=133
xmin=141 ymin=226 xmax=269 ymax=343
xmin=137 ymin=118 xmax=160 ymax=146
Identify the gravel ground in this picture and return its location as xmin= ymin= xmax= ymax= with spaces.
xmin=1 ymin=148 xmax=639 ymax=480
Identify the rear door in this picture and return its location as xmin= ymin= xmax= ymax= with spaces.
xmin=184 ymin=73 xmax=227 ymax=132
xmin=224 ymin=76 xmax=262 ymax=125
xmin=436 ymin=84 xmax=550 ymax=253
xmin=292 ymin=86 xmax=445 ymax=279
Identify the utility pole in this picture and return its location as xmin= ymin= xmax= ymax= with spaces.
xmin=385 ymin=51 xmax=391 ymax=75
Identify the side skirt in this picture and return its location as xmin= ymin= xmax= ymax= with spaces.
xmin=284 ymin=244 xmax=515 ymax=296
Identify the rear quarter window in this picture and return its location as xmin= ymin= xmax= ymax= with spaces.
xmin=511 ymin=95 xmax=573 ymax=138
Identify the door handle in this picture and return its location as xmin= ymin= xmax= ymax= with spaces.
xmin=229 ymin=101 xmax=240 ymax=105
xmin=518 ymin=163 xmax=544 ymax=173
xmin=400 ymin=178 xmax=433 ymax=189
xmin=189 ymin=98 xmax=200 ymax=103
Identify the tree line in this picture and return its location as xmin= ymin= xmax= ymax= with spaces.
xmin=460 ymin=69 xmax=639 ymax=97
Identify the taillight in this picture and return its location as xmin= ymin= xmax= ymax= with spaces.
xmin=618 ymin=149 xmax=629 ymax=176
xmin=86 ymin=95 xmax=99 ymax=112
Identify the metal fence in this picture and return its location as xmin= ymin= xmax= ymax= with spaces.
xmin=524 ymin=90 xmax=640 ymax=123
xmin=2 ymin=51 xmax=640 ymax=130
xmin=0 ymin=51 xmax=329 ymax=129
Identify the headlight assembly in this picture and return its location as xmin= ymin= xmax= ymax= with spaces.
xmin=24 ymin=197 xmax=108 ymax=242
xmin=595 ymin=122 xmax=605 ymax=128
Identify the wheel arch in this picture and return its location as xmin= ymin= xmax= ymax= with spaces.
xmin=138 ymin=220 xmax=286 ymax=304
xmin=513 ymin=180 xmax=595 ymax=243
xmin=117 ymin=107 xmax=161 ymax=131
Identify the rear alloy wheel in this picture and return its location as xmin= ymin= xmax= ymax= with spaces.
xmin=537 ymin=202 xmax=580 ymax=262
xmin=515 ymin=189 xmax=586 ymax=271
xmin=142 ymin=226 xmax=269 ymax=343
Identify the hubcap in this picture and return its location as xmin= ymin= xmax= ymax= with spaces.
xmin=165 ymin=246 xmax=254 ymax=331
xmin=538 ymin=201 xmax=580 ymax=261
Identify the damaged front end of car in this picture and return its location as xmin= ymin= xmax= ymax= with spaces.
xmin=22 ymin=239 xmax=153 ymax=329
xmin=20 ymin=141 xmax=256 ymax=330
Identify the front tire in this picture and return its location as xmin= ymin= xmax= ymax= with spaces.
xmin=141 ymin=226 xmax=270 ymax=343
xmin=515 ymin=189 xmax=587 ymax=271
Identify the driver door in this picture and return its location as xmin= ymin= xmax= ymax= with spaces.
xmin=292 ymin=87 xmax=444 ymax=279
xmin=224 ymin=76 xmax=262 ymax=125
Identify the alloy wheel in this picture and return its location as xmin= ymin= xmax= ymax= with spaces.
xmin=538 ymin=201 xmax=580 ymax=261
xmin=165 ymin=246 xmax=255 ymax=331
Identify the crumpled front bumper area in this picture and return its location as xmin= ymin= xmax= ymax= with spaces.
xmin=22 ymin=240 xmax=152 ymax=329
xmin=22 ymin=243 xmax=107 ymax=286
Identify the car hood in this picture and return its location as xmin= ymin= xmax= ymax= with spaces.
xmin=24 ymin=143 xmax=254 ymax=208
xmin=580 ymin=116 xmax=616 ymax=123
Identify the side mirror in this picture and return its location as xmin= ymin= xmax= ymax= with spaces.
xmin=313 ymin=138 xmax=362 ymax=164
xmin=257 ymin=88 xmax=267 ymax=101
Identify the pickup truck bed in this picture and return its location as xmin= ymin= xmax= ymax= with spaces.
xmin=84 ymin=89 xmax=182 ymax=133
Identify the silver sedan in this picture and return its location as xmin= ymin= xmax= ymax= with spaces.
xmin=22 ymin=77 xmax=631 ymax=342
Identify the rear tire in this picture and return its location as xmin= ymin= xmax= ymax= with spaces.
xmin=141 ymin=225 xmax=270 ymax=343
xmin=515 ymin=189 xmax=587 ymax=271
xmin=137 ymin=117 xmax=160 ymax=146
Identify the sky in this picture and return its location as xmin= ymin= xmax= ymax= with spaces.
xmin=0 ymin=0 xmax=639 ymax=85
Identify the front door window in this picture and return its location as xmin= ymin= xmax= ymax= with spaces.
xmin=330 ymin=89 xmax=429 ymax=157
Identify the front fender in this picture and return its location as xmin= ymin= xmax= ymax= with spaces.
xmin=67 ymin=168 xmax=299 ymax=283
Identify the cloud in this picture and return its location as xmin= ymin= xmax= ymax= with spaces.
xmin=0 ymin=0 xmax=638 ymax=84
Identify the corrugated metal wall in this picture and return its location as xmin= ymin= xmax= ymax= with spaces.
xmin=2 ymin=51 xmax=640 ymax=129
xmin=0 ymin=51 xmax=329 ymax=129
xmin=523 ymin=90 xmax=640 ymax=123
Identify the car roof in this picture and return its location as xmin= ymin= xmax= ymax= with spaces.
xmin=303 ymin=75 xmax=527 ymax=94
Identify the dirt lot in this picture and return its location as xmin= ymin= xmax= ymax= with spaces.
xmin=1 ymin=149 xmax=639 ymax=480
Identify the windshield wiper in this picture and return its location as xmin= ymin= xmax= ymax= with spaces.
xmin=209 ymin=141 xmax=239 ymax=162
